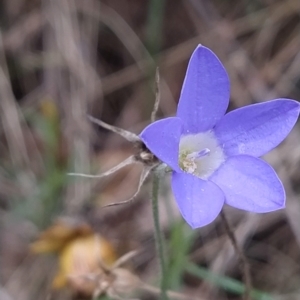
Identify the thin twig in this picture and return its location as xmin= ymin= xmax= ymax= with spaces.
xmin=112 ymin=250 xmax=139 ymax=269
xmin=88 ymin=115 xmax=140 ymax=142
xmin=220 ymin=210 xmax=252 ymax=300
xmin=68 ymin=155 xmax=137 ymax=178
xmin=101 ymin=165 xmax=154 ymax=208
xmin=151 ymin=67 xmax=160 ymax=122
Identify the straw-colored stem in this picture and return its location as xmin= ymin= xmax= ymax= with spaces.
xmin=220 ymin=210 xmax=252 ymax=300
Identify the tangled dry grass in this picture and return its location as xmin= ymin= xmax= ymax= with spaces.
xmin=1 ymin=0 xmax=300 ymax=299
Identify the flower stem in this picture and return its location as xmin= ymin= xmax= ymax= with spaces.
xmin=151 ymin=169 xmax=168 ymax=300
xmin=220 ymin=210 xmax=252 ymax=300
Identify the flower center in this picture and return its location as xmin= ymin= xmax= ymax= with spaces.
xmin=179 ymin=131 xmax=226 ymax=179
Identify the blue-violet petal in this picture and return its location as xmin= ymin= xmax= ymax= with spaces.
xmin=214 ymin=99 xmax=300 ymax=157
xmin=172 ymin=172 xmax=224 ymax=228
xmin=210 ymin=155 xmax=285 ymax=213
xmin=139 ymin=117 xmax=182 ymax=172
xmin=177 ymin=45 xmax=230 ymax=134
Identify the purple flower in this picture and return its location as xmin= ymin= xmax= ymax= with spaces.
xmin=139 ymin=45 xmax=300 ymax=229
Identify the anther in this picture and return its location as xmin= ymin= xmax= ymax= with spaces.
xmin=186 ymin=148 xmax=210 ymax=160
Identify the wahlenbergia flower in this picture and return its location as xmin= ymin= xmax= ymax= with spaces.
xmin=140 ymin=45 xmax=300 ymax=229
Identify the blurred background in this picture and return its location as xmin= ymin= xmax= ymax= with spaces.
xmin=1 ymin=0 xmax=300 ymax=299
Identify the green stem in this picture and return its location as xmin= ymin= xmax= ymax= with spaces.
xmin=146 ymin=0 xmax=166 ymax=55
xmin=152 ymin=169 xmax=168 ymax=300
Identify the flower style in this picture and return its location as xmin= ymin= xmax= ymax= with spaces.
xmin=140 ymin=45 xmax=300 ymax=229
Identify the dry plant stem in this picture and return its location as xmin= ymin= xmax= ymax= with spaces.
xmin=102 ymin=166 xmax=154 ymax=208
xmin=112 ymin=250 xmax=139 ymax=269
xmin=88 ymin=115 xmax=140 ymax=142
xmin=151 ymin=67 xmax=161 ymax=122
xmin=0 ymin=32 xmax=31 ymax=169
xmin=151 ymin=170 xmax=168 ymax=300
xmin=68 ymin=155 xmax=136 ymax=178
xmin=141 ymin=283 xmax=201 ymax=300
xmin=69 ymin=162 xmax=155 ymax=208
xmin=220 ymin=210 xmax=252 ymax=300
